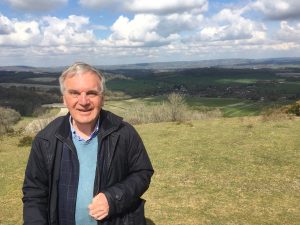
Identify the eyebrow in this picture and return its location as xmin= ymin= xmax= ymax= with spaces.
xmin=67 ymin=89 xmax=80 ymax=94
xmin=66 ymin=89 xmax=101 ymax=94
xmin=86 ymin=90 xmax=100 ymax=95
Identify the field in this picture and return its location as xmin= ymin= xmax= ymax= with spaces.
xmin=2 ymin=67 xmax=300 ymax=119
xmin=106 ymin=68 xmax=300 ymax=99
xmin=1 ymin=115 xmax=299 ymax=225
xmin=104 ymin=96 xmax=288 ymax=118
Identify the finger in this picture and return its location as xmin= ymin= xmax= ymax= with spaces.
xmin=89 ymin=208 xmax=104 ymax=216
xmin=94 ymin=212 xmax=108 ymax=221
xmin=89 ymin=206 xmax=107 ymax=216
xmin=89 ymin=210 xmax=106 ymax=220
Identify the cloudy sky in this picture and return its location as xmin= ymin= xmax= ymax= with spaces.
xmin=0 ymin=0 xmax=299 ymax=66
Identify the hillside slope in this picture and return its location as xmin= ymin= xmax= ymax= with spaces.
xmin=0 ymin=116 xmax=299 ymax=225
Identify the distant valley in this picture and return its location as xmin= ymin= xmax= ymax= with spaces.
xmin=1 ymin=57 xmax=300 ymax=117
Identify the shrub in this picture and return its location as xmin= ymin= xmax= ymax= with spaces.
xmin=283 ymin=100 xmax=300 ymax=116
xmin=0 ymin=107 xmax=21 ymax=135
xmin=18 ymin=136 xmax=33 ymax=147
xmin=124 ymin=93 xmax=222 ymax=124
xmin=261 ymin=107 xmax=292 ymax=122
xmin=167 ymin=93 xmax=187 ymax=122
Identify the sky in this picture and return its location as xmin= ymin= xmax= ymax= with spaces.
xmin=0 ymin=0 xmax=300 ymax=67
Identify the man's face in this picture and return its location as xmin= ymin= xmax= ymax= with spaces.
xmin=63 ymin=71 xmax=104 ymax=129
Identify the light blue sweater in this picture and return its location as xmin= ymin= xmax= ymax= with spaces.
xmin=73 ymin=137 xmax=98 ymax=225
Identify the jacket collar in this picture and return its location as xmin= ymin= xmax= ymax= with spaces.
xmin=98 ymin=109 xmax=123 ymax=139
xmin=55 ymin=109 xmax=123 ymax=141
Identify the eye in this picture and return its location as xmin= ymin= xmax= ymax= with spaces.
xmin=86 ymin=91 xmax=100 ymax=98
xmin=68 ymin=90 xmax=80 ymax=97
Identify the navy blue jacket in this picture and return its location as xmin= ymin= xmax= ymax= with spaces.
xmin=22 ymin=110 xmax=154 ymax=225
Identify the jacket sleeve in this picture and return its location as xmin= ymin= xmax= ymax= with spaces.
xmin=22 ymin=137 xmax=49 ymax=225
xmin=103 ymin=124 xmax=154 ymax=216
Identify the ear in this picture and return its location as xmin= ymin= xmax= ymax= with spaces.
xmin=63 ymin=95 xmax=67 ymax=106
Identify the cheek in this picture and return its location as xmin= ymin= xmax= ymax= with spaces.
xmin=91 ymin=97 xmax=103 ymax=108
xmin=63 ymin=97 xmax=76 ymax=108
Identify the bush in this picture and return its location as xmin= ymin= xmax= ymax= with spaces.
xmin=0 ymin=107 xmax=21 ymax=135
xmin=18 ymin=136 xmax=33 ymax=147
xmin=261 ymin=107 xmax=292 ymax=122
xmin=167 ymin=93 xmax=187 ymax=122
xmin=283 ymin=100 xmax=300 ymax=116
xmin=124 ymin=93 xmax=222 ymax=124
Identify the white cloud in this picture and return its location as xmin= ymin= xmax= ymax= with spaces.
xmin=197 ymin=8 xmax=266 ymax=42
xmin=0 ymin=14 xmax=97 ymax=49
xmin=4 ymin=0 xmax=67 ymax=12
xmin=157 ymin=12 xmax=204 ymax=37
xmin=277 ymin=21 xmax=300 ymax=42
xmin=79 ymin=0 xmax=208 ymax=15
xmin=104 ymin=14 xmax=180 ymax=47
xmin=252 ymin=0 xmax=300 ymax=20
xmin=75 ymin=1 xmax=209 ymax=48
xmin=41 ymin=15 xmax=96 ymax=46
xmin=0 ymin=14 xmax=41 ymax=46
xmin=103 ymin=4 xmax=205 ymax=47
xmin=0 ymin=14 xmax=15 ymax=35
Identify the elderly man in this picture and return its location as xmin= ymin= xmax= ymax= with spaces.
xmin=22 ymin=62 xmax=154 ymax=225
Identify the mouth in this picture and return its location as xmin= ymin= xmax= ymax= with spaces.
xmin=77 ymin=108 xmax=93 ymax=113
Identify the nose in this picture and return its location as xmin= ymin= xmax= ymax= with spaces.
xmin=78 ymin=92 xmax=90 ymax=105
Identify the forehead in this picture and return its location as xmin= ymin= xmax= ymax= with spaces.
xmin=64 ymin=71 xmax=101 ymax=90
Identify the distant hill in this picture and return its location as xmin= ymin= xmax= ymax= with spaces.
xmin=98 ymin=57 xmax=300 ymax=71
xmin=0 ymin=66 xmax=64 ymax=73
xmin=1 ymin=57 xmax=300 ymax=73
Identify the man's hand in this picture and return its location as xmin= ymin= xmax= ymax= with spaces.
xmin=88 ymin=193 xmax=109 ymax=221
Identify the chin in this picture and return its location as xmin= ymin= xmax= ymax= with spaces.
xmin=78 ymin=116 xmax=97 ymax=124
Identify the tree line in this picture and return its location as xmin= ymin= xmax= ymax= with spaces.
xmin=0 ymin=86 xmax=60 ymax=116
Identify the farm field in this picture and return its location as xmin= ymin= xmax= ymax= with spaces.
xmin=1 ymin=115 xmax=299 ymax=225
xmin=104 ymin=96 xmax=289 ymax=118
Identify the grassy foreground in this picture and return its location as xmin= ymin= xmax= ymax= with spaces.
xmin=0 ymin=116 xmax=300 ymax=225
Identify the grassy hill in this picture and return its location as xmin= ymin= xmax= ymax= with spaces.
xmin=1 ymin=115 xmax=299 ymax=225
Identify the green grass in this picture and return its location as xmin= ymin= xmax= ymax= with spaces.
xmin=1 ymin=116 xmax=299 ymax=225
xmin=0 ymin=135 xmax=28 ymax=225
xmin=138 ymin=117 xmax=300 ymax=225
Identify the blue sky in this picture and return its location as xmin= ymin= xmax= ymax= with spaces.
xmin=0 ymin=0 xmax=299 ymax=67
